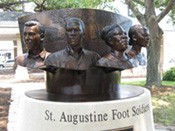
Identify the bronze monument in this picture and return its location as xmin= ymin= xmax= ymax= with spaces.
xmin=16 ymin=9 xmax=154 ymax=131
xmin=17 ymin=9 xmax=145 ymax=102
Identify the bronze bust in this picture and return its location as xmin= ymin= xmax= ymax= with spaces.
xmin=128 ymin=24 xmax=149 ymax=66
xmin=45 ymin=17 xmax=100 ymax=70
xmin=96 ymin=24 xmax=133 ymax=71
xmin=16 ymin=21 xmax=50 ymax=69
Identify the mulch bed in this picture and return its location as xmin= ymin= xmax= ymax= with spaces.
xmin=151 ymin=86 xmax=175 ymax=96
xmin=0 ymin=88 xmax=11 ymax=131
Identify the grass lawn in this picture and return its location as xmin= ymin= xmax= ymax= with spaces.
xmin=121 ymin=80 xmax=175 ymax=126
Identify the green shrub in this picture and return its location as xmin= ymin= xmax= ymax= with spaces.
xmin=163 ymin=67 xmax=175 ymax=81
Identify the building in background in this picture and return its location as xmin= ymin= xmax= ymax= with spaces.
xmin=0 ymin=12 xmax=31 ymax=69
xmin=0 ymin=41 xmax=14 ymax=62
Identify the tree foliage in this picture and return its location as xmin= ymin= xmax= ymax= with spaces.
xmin=163 ymin=67 xmax=175 ymax=81
xmin=0 ymin=0 xmax=28 ymax=11
xmin=154 ymin=0 xmax=175 ymax=25
xmin=0 ymin=0 xmax=114 ymax=12
xmin=124 ymin=0 xmax=175 ymax=25
xmin=27 ymin=0 xmax=114 ymax=12
xmin=0 ymin=0 xmax=174 ymax=23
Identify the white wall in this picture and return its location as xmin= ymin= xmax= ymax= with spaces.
xmin=163 ymin=31 xmax=175 ymax=71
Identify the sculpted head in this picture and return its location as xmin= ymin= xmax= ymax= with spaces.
xmin=65 ymin=17 xmax=85 ymax=48
xmin=128 ymin=24 xmax=149 ymax=47
xmin=23 ymin=21 xmax=45 ymax=52
xmin=101 ymin=24 xmax=128 ymax=52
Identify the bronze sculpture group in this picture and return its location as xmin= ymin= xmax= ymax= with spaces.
xmin=16 ymin=18 xmax=149 ymax=71
xmin=16 ymin=17 xmax=149 ymax=97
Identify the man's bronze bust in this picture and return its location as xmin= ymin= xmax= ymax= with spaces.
xmin=45 ymin=17 xmax=100 ymax=70
xmin=16 ymin=21 xmax=50 ymax=69
xmin=128 ymin=24 xmax=149 ymax=66
xmin=96 ymin=24 xmax=133 ymax=71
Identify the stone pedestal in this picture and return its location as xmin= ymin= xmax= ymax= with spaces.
xmin=17 ymin=86 xmax=154 ymax=131
xmin=15 ymin=65 xmax=29 ymax=80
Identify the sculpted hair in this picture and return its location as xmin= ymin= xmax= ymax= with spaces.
xmin=65 ymin=17 xmax=85 ymax=33
xmin=101 ymin=24 xmax=122 ymax=47
xmin=128 ymin=24 xmax=145 ymax=45
xmin=24 ymin=20 xmax=45 ymax=35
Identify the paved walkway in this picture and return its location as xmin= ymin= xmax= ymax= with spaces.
xmin=1 ymin=82 xmax=45 ymax=131
xmin=0 ymin=79 xmax=173 ymax=131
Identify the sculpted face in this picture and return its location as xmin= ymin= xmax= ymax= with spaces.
xmin=134 ymin=26 xmax=149 ymax=47
xmin=111 ymin=27 xmax=128 ymax=52
xmin=66 ymin=20 xmax=83 ymax=48
xmin=23 ymin=25 xmax=42 ymax=51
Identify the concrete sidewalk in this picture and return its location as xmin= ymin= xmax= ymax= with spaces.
xmin=121 ymin=77 xmax=146 ymax=82
xmin=0 ymin=81 xmax=173 ymax=131
xmin=5 ymin=82 xmax=45 ymax=131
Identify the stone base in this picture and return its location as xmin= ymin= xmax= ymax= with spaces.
xmin=25 ymin=85 xmax=144 ymax=102
xmin=17 ymin=86 xmax=154 ymax=131
xmin=15 ymin=65 xmax=29 ymax=80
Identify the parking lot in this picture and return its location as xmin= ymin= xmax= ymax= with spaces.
xmin=0 ymin=60 xmax=15 ymax=69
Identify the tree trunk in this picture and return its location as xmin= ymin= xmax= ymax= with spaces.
xmin=146 ymin=28 xmax=163 ymax=89
xmin=144 ymin=0 xmax=163 ymax=89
